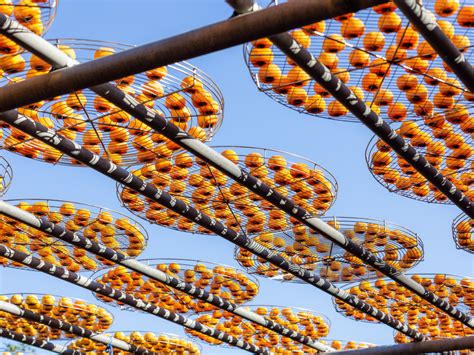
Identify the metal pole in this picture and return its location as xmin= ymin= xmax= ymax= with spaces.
xmin=0 ymin=201 xmax=333 ymax=353
xmin=227 ymin=0 xmax=474 ymax=327
xmin=0 ymin=0 xmax=388 ymax=112
xmin=264 ymin=34 xmax=473 ymax=217
xmin=0 ymin=111 xmax=426 ymax=342
xmin=0 ymin=301 xmax=152 ymax=355
xmin=0 ymin=328 xmax=76 ymax=354
xmin=268 ymin=19 xmax=473 ymax=218
xmin=332 ymin=336 xmax=474 ymax=355
xmin=393 ymin=0 xmax=474 ymax=93
xmin=1 ymin=14 xmax=470 ymax=331
xmin=0 ymin=246 xmax=263 ymax=354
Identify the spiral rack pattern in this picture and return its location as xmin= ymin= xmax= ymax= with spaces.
xmin=452 ymin=213 xmax=473 ymax=252
xmin=0 ymin=39 xmax=224 ymax=166
xmin=0 ymin=199 xmax=148 ymax=272
xmin=0 ymin=156 xmax=13 ymax=196
xmin=333 ymin=274 xmax=473 ymax=344
xmin=67 ymin=331 xmax=201 ymax=355
xmin=243 ymin=0 xmax=473 ymax=122
xmin=235 ymin=216 xmax=424 ymax=283
xmin=0 ymin=292 xmax=113 ymax=340
xmin=118 ymin=146 xmax=338 ymax=235
xmin=366 ymin=118 xmax=472 ymax=204
xmin=93 ymin=259 xmax=259 ymax=315
xmin=185 ymin=305 xmax=330 ymax=353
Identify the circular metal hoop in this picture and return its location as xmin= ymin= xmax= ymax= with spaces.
xmin=0 ymin=156 xmax=13 ymax=196
xmin=117 ymin=145 xmax=338 ymax=236
xmin=185 ymin=304 xmax=331 ymax=353
xmin=332 ymin=273 xmax=473 ymax=342
xmin=0 ymin=198 xmax=149 ymax=273
xmin=0 ymin=292 xmax=114 ymax=340
xmin=92 ymin=258 xmax=259 ymax=315
xmin=235 ymin=216 xmax=423 ymax=284
xmin=366 ymin=118 xmax=473 ymax=205
xmin=452 ymin=213 xmax=473 ymax=253
xmin=66 ymin=331 xmax=202 ymax=354
xmin=243 ymin=0 xmax=473 ymax=122
xmin=0 ymin=39 xmax=224 ymax=166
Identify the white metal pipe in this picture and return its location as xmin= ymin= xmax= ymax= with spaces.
xmin=0 ymin=301 xmax=140 ymax=353
xmin=0 ymin=200 xmax=332 ymax=353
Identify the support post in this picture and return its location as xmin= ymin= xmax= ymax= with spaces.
xmin=0 ymin=201 xmax=332 ymax=353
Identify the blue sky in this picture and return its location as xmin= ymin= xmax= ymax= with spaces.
xmin=1 ymin=0 xmax=473 ymax=353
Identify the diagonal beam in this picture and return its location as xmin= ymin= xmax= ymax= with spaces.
xmin=0 ymin=110 xmax=427 ymax=342
xmin=393 ymin=0 xmax=474 ymax=92
xmin=0 ymin=301 xmax=153 ymax=354
xmin=0 ymin=328 xmax=77 ymax=354
xmin=0 ymin=200 xmax=333 ymax=353
xmin=264 ymin=36 xmax=473 ymax=217
xmin=227 ymin=0 xmax=474 ymax=328
xmin=0 ymin=5 xmax=470 ymax=331
xmin=0 ymin=0 xmax=388 ymax=112
xmin=0 ymin=244 xmax=264 ymax=354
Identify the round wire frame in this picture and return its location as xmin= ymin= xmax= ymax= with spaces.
xmin=365 ymin=119 xmax=473 ymax=205
xmin=243 ymin=0 xmax=473 ymax=122
xmin=0 ymin=292 xmax=114 ymax=340
xmin=452 ymin=213 xmax=473 ymax=253
xmin=0 ymin=156 xmax=13 ymax=196
xmin=0 ymin=198 xmax=149 ymax=273
xmin=0 ymin=0 xmax=58 ymax=56
xmin=0 ymin=39 xmax=224 ymax=166
xmin=117 ymin=145 xmax=338 ymax=236
xmin=332 ymin=273 xmax=473 ymax=342
xmin=65 ymin=331 xmax=202 ymax=354
xmin=91 ymin=258 xmax=260 ymax=315
xmin=184 ymin=304 xmax=331 ymax=353
xmin=234 ymin=216 xmax=424 ymax=284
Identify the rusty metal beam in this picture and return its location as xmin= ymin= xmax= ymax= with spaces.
xmin=0 ymin=0 xmax=387 ymax=112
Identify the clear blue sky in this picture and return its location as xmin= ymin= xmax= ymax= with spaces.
xmin=1 ymin=0 xmax=472 ymax=353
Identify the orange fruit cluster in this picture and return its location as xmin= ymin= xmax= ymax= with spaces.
xmin=68 ymin=331 xmax=201 ymax=354
xmin=369 ymin=118 xmax=473 ymax=203
xmin=0 ymin=40 xmax=223 ymax=166
xmin=236 ymin=217 xmax=423 ymax=283
xmin=185 ymin=306 xmax=330 ymax=353
xmin=452 ymin=213 xmax=473 ymax=252
xmin=95 ymin=260 xmax=259 ymax=314
xmin=0 ymin=0 xmax=58 ymax=55
xmin=119 ymin=147 xmax=337 ymax=235
xmin=334 ymin=274 xmax=473 ymax=344
xmin=318 ymin=339 xmax=375 ymax=351
xmin=0 ymin=293 xmax=113 ymax=340
xmin=245 ymin=0 xmax=472 ymax=122
xmin=0 ymin=199 xmax=148 ymax=271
